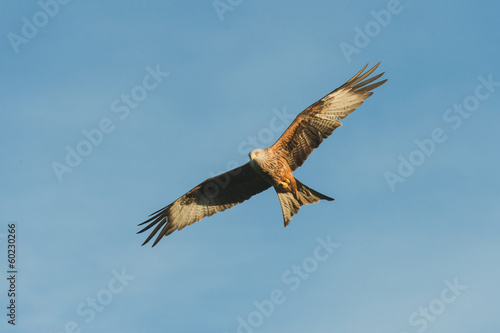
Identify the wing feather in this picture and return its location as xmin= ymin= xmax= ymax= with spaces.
xmin=271 ymin=63 xmax=386 ymax=171
xmin=138 ymin=162 xmax=271 ymax=246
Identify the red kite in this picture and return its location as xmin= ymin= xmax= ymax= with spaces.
xmin=138 ymin=63 xmax=386 ymax=246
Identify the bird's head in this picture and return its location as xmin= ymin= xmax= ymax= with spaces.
xmin=249 ymin=149 xmax=266 ymax=161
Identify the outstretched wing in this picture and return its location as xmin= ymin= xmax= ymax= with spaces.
xmin=271 ymin=63 xmax=386 ymax=171
xmin=138 ymin=162 xmax=271 ymax=246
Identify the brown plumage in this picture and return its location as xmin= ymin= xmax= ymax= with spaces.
xmin=138 ymin=63 xmax=387 ymax=246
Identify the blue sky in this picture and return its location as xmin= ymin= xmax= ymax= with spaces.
xmin=1 ymin=0 xmax=500 ymax=332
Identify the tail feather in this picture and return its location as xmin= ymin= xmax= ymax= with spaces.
xmin=276 ymin=179 xmax=334 ymax=227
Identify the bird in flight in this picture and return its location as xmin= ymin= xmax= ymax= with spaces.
xmin=138 ymin=63 xmax=386 ymax=246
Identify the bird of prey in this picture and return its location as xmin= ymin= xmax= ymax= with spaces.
xmin=138 ymin=63 xmax=386 ymax=246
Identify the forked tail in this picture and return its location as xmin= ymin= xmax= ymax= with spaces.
xmin=275 ymin=179 xmax=334 ymax=227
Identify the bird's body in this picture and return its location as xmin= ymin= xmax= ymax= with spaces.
xmin=249 ymin=148 xmax=296 ymax=192
xmin=138 ymin=63 xmax=387 ymax=246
